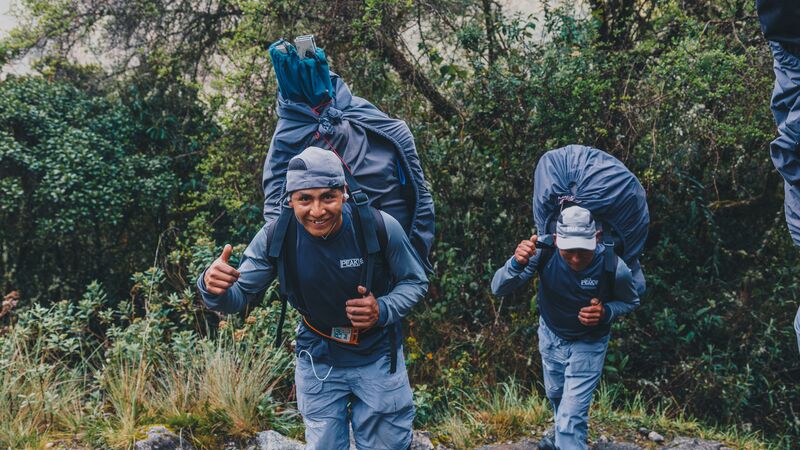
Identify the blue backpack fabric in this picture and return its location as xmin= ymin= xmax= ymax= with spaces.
xmin=262 ymin=62 xmax=434 ymax=271
xmin=532 ymin=145 xmax=649 ymax=295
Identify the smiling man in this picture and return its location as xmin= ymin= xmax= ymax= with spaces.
xmin=198 ymin=146 xmax=428 ymax=449
xmin=491 ymin=206 xmax=640 ymax=450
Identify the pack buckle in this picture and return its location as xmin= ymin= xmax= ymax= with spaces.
xmin=350 ymin=190 xmax=369 ymax=206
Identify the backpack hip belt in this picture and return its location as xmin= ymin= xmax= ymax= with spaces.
xmin=301 ymin=315 xmax=379 ymax=345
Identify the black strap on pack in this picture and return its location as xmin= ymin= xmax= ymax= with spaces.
xmin=269 ymin=199 xmax=304 ymax=348
xmin=342 ymin=170 xmax=399 ymax=373
xmin=602 ymin=240 xmax=617 ymax=303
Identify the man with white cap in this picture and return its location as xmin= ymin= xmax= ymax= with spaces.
xmin=197 ymin=146 xmax=428 ymax=449
xmin=491 ymin=205 xmax=640 ymax=450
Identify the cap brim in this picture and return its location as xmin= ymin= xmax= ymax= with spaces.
xmin=556 ymin=236 xmax=596 ymax=251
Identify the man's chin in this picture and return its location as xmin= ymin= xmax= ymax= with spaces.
xmin=304 ymin=227 xmax=326 ymax=237
xmin=303 ymin=222 xmax=332 ymax=237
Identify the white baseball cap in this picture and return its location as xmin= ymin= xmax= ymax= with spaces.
xmin=556 ymin=206 xmax=597 ymax=251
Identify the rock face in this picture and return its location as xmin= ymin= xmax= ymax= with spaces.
xmin=592 ymin=443 xmax=643 ymax=450
xmin=134 ymin=426 xmax=194 ymax=450
xmin=249 ymin=431 xmax=304 ymax=450
xmin=347 ymin=429 xmax=442 ymax=450
xmin=473 ymin=440 xmax=538 ymax=450
xmin=660 ymin=437 xmax=733 ymax=450
xmin=410 ymin=430 xmax=449 ymax=450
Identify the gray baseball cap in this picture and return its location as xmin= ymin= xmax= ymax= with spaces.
xmin=285 ymin=146 xmax=346 ymax=193
xmin=556 ymin=206 xmax=597 ymax=251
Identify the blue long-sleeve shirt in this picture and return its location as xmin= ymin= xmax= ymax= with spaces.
xmin=491 ymin=244 xmax=639 ymax=341
xmin=198 ymin=204 xmax=428 ymax=366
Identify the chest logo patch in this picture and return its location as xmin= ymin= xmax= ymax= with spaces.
xmin=340 ymin=258 xmax=364 ymax=269
xmin=580 ymin=277 xmax=599 ymax=288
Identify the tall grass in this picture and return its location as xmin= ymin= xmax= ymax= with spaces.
xmin=199 ymin=335 xmax=295 ymax=436
xmin=431 ymin=379 xmax=784 ymax=450
xmin=0 ymin=318 xmax=297 ymax=449
xmin=0 ymin=333 xmax=86 ymax=449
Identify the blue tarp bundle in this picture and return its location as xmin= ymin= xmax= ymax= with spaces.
xmin=262 ymin=66 xmax=435 ymax=270
xmin=532 ymin=145 xmax=649 ymax=294
xmin=268 ymin=39 xmax=334 ymax=107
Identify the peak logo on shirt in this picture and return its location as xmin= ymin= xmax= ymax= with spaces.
xmin=340 ymin=258 xmax=364 ymax=269
xmin=580 ymin=277 xmax=599 ymax=288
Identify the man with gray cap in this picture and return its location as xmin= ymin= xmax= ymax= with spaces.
xmin=198 ymin=146 xmax=428 ymax=449
xmin=491 ymin=205 xmax=640 ymax=450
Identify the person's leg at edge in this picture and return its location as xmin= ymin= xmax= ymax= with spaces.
xmin=350 ymin=347 xmax=415 ymax=450
xmin=295 ymin=354 xmax=352 ymax=450
xmin=553 ymin=335 xmax=609 ymax=450
xmin=538 ymin=319 xmax=567 ymax=417
xmin=794 ymin=305 xmax=800 ymax=354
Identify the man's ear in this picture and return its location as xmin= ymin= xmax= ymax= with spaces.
xmin=595 ymin=230 xmax=602 ymax=243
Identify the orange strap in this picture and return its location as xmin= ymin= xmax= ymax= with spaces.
xmin=302 ymin=316 xmax=360 ymax=345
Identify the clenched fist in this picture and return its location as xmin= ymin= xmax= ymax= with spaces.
xmin=345 ymin=285 xmax=380 ymax=330
xmin=203 ymin=244 xmax=240 ymax=296
xmin=579 ymin=298 xmax=605 ymax=326
xmin=514 ymin=235 xmax=538 ymax=266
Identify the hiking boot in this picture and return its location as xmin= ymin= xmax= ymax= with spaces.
xmin=537 ymin=435 xmax=556 ymax=450
xmin=537 ymin=426 xmax=556 ymax=450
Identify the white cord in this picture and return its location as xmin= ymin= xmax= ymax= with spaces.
xmin=298 ymin=350 xmax=334 ymax=382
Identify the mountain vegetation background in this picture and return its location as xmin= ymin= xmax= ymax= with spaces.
xmin=0 ymin=0 xmax=797 ymax=448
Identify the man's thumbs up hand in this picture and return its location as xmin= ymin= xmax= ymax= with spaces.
xmin=220 ymin=244 xmax=232 ymax=263
xmin=204 ymin=244 xmax=240 ymax=296
xmin=514 ymin=235 xmax=538 ymax=266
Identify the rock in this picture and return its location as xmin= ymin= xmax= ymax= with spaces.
xmin=250 ymin=431 xmax=304 ymax=450
xmin=347 ymin=429 xmax=442 ymax=450
xmin=647 ymin=431 xmax=665 ymax=443
xmin=592 ymin=443 xmax=643 ymax=450
xmin=637 ymin=427 xmax=649 ymax=436
xmin=473 ymin=440 xmax=538 ymax=450
xmin=134 ymin=426 xmax=194 ymax=450
xmin=410 ymin=430 xmax=437 ymax=450
xmin=597 ymin=435 xmax=609 ymax=444
xmin=659 ymin=437 xmax=732 ymax=450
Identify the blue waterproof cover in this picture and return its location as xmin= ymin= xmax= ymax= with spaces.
xmin=262 ymin=72 xmax=435 ymax=270
xmin=533 ymin=145 xmax=649 ymax=294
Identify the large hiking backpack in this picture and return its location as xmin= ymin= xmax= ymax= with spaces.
xmin=263 ymin=39 xmax=434 ymax=271
xmin=262 ymin=39 xmax=434 ymax=372
xmin=533 ymin=145 xmax=649 ymax=295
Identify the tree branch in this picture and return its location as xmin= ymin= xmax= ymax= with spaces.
xmin=371 ymin=34 xmax=461 ymax=121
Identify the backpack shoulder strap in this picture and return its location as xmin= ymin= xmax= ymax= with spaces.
xmin=360 ymin=206 xmax=400 ymax=373
xmin=536 ymin=247 xmax=555 ymax=272
xmin=370 ymin=207 xmax=388 ymax=251
xmin=602 ymin=242 xmax=618 ymax=303
xmin=268 ymin=204 xmax=301 ymax=348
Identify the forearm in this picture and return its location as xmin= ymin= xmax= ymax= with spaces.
xmin=197 ymin=273 xmax=249 ymax=314
xmin=604 ymin=258 xmax=640 ymax=322
xmin=196 ymin=226 xmax=276 ymax=315
xmin=603 ymin=296 xmax=639 ymax=323
xmin=491 ymin=256 xmax=537 ymax=296
xmin=378 ymin=211 xmax=429 ymax=326
xmin=377 ymin=278 xmax=428 ymax=326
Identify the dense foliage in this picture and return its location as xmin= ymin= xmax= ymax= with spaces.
xmin=1 ymin=0 xmax=798 ymax=447
xmin=0 ymin=77 xmax=177 ymax=301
